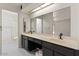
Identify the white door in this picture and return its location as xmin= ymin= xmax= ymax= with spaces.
xmin=36 ymin=18 xmax=42 ymax=33
xmin=2 ymin=9 xmax=18 ymax=41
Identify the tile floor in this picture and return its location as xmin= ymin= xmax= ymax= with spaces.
xmin=2 ymin=39 xmax=34 ymax=56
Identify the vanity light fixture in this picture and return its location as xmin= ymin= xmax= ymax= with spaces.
xmin=32 ymin=3 xmax=53 ymax=12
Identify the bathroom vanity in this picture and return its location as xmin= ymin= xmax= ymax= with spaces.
xmin=21 ymin=33 xmax=79 ymax=56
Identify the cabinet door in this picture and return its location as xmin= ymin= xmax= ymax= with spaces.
xmin=54 ymin=51 xmax=63 ymax=56
xmin=24 ymin=38 xmax=28 ymax=50
xmin=21 ymin=35 xmax=28 ymax=50
xmin=21 ymin=38 xmax=25 ymax=48
xmin=33 ymin=38 xmax=42 ymax=44
xmin=28 ymin=40 xmax=36 ymax=51
xmin=43 ymin=47 xmax=53 ymax=56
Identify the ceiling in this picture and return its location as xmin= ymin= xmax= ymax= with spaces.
xmin=0 ymin=3 xmax=43 ymax=13
xmin=21 ymin=3 xmax=44 ymax=13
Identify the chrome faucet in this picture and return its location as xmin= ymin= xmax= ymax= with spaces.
xmin=59 ymin=33 xmax=63 ymax=40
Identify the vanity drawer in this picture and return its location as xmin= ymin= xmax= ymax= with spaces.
xmin=43 ymin=47 xmax=53 ymax=56
xmin=28 ymin=37 xmax=42 ymax=44
xmin=28 ymin=37 xmax=34 ymax=42
xmin=34 ymin=38 xmax=42 ymax=44
xmin=53 ymin=44 xmax=74 ymax=56
xmin=75 ymin=50 xmax=79 ymax=56
xmin=42 ymin=41 xmax=54 ymax=50
xmin=42 ymin=41 xmax=74 ymax=56
xmin=22 ymin=35 xmax=28 ymax=39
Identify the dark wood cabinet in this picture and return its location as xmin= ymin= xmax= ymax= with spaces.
xmin=54 ymin=51 xmax=63 ymax=56
xmin=28 ymin=37 xmax=42 ymax=51
xmin=33 ymin=38 xmax=42 ymax=45
xmin=21 ymin=35 xmax=25 ymax=48
xmin=28 ymin=40 xmax=36 ymax=51
xmin=21 ymin=35 xmax=79 ymax=56
xmin=24 ymin=38 xmax=28 ymax=50
xmin=74 ymin=50 xmax=79 ymax=56
xmin=21 ymin=35 xmax=28 ymax=50
xmin=53 ymin=45 xmax=74 ymax=56
xmin=43 ymin=47 xmax=53 ymax=56
xmin=28 ymin=37 xmax=42 ymax=44
xmin=42 ymin=41 xmax=74 ymax=56
xmin=22 ymin=38 xmax=25 ymax=48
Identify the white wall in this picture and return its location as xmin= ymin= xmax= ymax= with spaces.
xmin=18 ymin=12 xmax=30 ymax=48
xmin=0 ymin=4 xmax=20 ymax=13
xmin=18 ymin=12 xmax=23 ymax=48
xmin=71 ymin=4 xmax=79 ymax=38
xmin=0 ymin=9 xmax=2 ymax=55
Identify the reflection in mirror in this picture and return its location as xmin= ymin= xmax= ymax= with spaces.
xmin=31 ymin=16 xmax=43 ymax=33
xmin=36 ymin=18 xmax=42 ymax=33
xmin=53 ymin=7 xmax=70 ymax=36
xmin=23 ymin=18 xmax=26 ymax=32
xmin=30 ymin=12 xmax=53 ymax=34
xmin=23 ymin=21 xmax=26 ymax=32
xmin=31 ymin=18 xmax=36 ymax=32
xmin=42 ymin=12 xmax=53 ymax=34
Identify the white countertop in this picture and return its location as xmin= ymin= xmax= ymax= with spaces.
xmin=22 ymin=33 xmax=79 ymax=50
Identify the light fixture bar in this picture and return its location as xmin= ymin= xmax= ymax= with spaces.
xmin=32 ymin=3 xmax=53 ymax=12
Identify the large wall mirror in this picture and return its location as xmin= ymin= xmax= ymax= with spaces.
xmin=30 ymin=7 xmax=70 ymax=36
